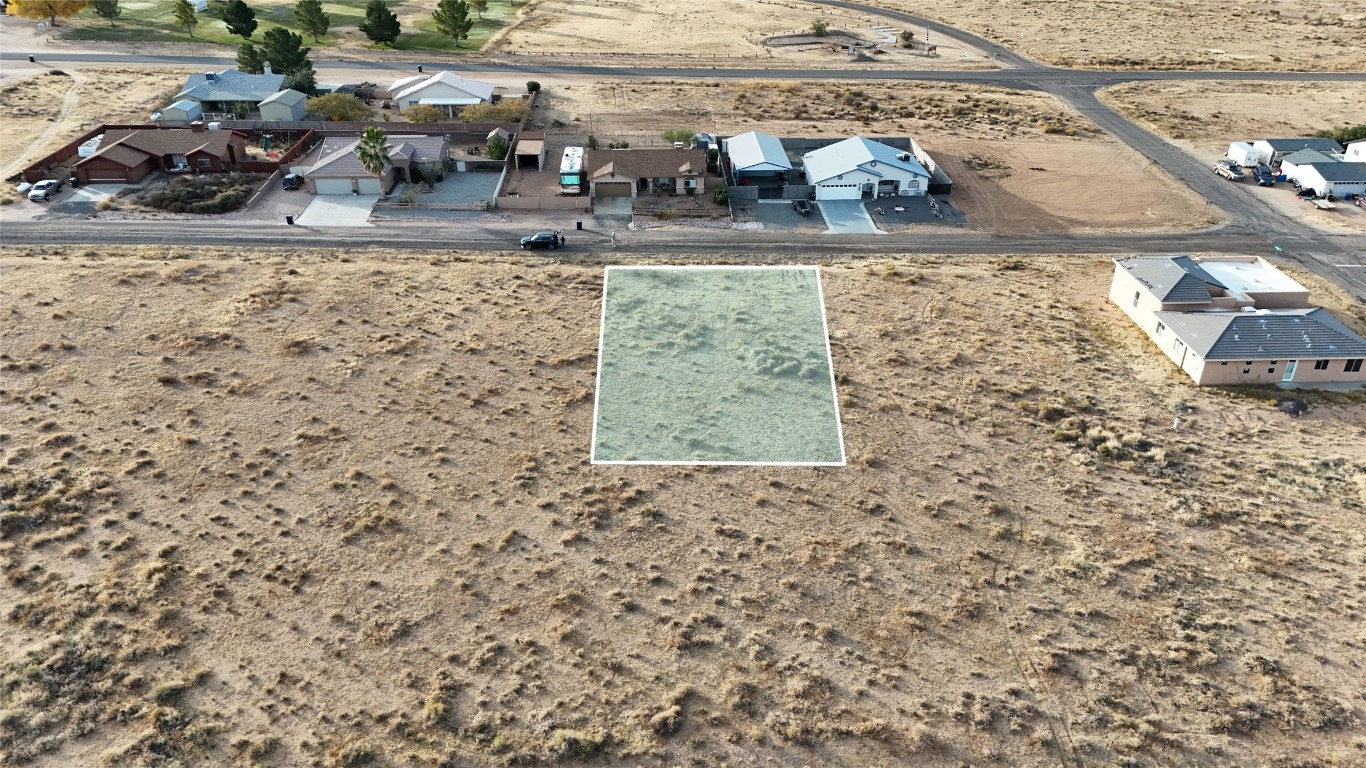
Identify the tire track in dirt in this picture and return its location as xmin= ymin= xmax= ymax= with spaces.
xmin=1 ymin=69 xmax=85 ymax=180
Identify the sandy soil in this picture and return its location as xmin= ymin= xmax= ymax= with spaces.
xmin=878 ymin=0 xmax=1366 ymax=70
xmin=494 ymin=0 xmax=992 ymax=66
xmin=1100 ymin=80 xmax=1366 ymax=234
xmin=2 ymin=248 xmax=1364 ymax=768
xmin=0 ymin=67 xmax=190 ymax=199
xmin=538 ymin=80 xmax=1216 ymax=233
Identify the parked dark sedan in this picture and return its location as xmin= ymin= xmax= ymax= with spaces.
xmin=520 ymin=232 xmax=561 ymax=250
xmin=282 ymin=173 xmax=304 ymax=190
xmin=1252 ymin=165 xmax=1275 ymax=186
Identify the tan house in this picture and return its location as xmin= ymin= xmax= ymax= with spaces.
xmin=302 ymin=134 xmax=450 ymax=195
xmin=1110 ymin=256 xmax=1366 ymax=387
xmin=584 ymin=148 xmax=707 ymax=198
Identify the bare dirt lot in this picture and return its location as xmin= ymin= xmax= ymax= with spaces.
xmin=494 ymin=0 xmax=990 ymax=66
xmin=2 ymin=249 xmax=1364 ymax=768
xmin=878 ymin=0 xmax=1366 ymax=70
xmin=540 ymin=80 xmax=1216 ymax=233
xmin=1100 ymin=80 xmax=1366 ymax=233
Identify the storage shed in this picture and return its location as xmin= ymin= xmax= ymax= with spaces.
xmin=159 ymin=99 xmax=203 ymax=125
xmin=259 ymin=89 xmax=308 ymax=122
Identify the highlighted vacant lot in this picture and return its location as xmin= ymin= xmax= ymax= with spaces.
xmin=591 ymin=266 xmax=845 ymax=465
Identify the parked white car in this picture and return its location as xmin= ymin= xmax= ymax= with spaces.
xmin=28 ymin=179 xmax=63 ymax=202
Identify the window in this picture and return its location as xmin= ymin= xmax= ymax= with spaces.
xmin=1133 ymin=291 xmax=1140 ymax=308
xmin=197 ymin=158 xmax=211 ymax=168
xmin=1242 ymin=368 xmax=1251 ymax=375
xmin=1267 ymin=368 xmax=1275 ymax=374
xmin=1221 ymin=362 xmax=1228 ymax=366
xmin=1155 ymin=322 xmax=1166 ymax=338
xmin=1347 ymin=359 xmax=1364 ymax=373
xmin=1314 ymin=359 xmax=1330 ymax=370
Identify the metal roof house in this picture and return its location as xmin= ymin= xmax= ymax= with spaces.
xmin=387 ymin=72 xmax=496 ymax=118
xmin=801 ymin=136 xmax=930 ymax=200
xmin=176 ymin=68 xmax=287 ymax=114
xmin=1109 ymin=256 xmax=1366 ymax=387
xmin=1252 ymin=137 xmax=1345 ymax=164
xmin=1294 ymin=161 xmax=1366 ymax=198
xmin=724 ymin=131 xmax=792 ymax=178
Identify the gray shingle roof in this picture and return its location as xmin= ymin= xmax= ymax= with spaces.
xmin=304 ymin=135 xmax=448 ymax=178
xmin=1116 ymin=257 xmax=1214 ymax=303
xmin=1303 ymin=161 xmax=1366 ymax=182
xmin=178 ymin=70 xmax=287 ymax=104
xmin=1260 ymin=138 xmax=1344 ymax=153
xmin=1279 ymin=149 xmax=1334 ymax=166
xmin=1156 ymin=308 xmax=1366 ymax=360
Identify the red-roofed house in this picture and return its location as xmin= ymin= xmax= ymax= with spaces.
xmin=72 ymin=126 xmax=249 ymax=184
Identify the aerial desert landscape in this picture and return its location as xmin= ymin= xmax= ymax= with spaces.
xmin=2 ymin=249 xmax=1364 ymax=767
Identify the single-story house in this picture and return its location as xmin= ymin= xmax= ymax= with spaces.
xmin=1252 ymin=138 xmax=1344 ymax=165
xmin=158 ymin=99 xmax=204 ymax=125
xmin=801 ymin=136 xmax=930 ymax=200
xmin=1294 ymin=161 xmax=1366 ymax=198
xmin=1344 ymin=139 xmax=1365 ymax=163
xmin=71 ymin=125 xmax=248 ymax=184
xmin=176 ymin=68 xmax=286 ymax=115
xmin=302 ymin=134 xmax=451 ymax=195
xmin=387 ymin=71 xmax=495 ymax=118
xmin=259 ymin=89 xmax=309 ymax=122
xmin=725 ymin=130 xmax=792 ymax=179
xmin=583 ymin=148 xmax=707 ymax=198
xmin=1278 ymin=148 xmax=1336 ymax=183
xmin=1109 ymin=255 xmax=1366 ymax=387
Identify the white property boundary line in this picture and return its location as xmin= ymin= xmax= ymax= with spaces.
xmin=589 ymin=265 xmax=847 ymax=467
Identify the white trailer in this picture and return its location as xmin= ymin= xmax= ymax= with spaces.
xmin=1226 ymin=141 xmax=1266 ymax=167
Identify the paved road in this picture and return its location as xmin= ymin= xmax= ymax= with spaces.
xmin=2 ymin=3 xmax=1364 ymax=298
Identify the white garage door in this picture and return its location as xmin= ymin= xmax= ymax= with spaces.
xmin=1327 ymin=181 xmax=1366 ymax=197
xmin=356 ymin=177 xmax=381 ymax=194
xmin=313 ymin=178 xmax=352 ymax=195
xmin=815 ymin=182 xmax=860 ymax=200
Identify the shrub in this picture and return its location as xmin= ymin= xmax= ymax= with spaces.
xmin=138 ymin=174 xmax=265 ymax=215
xmin=525 ymin=80 xmax=541 ymax=94
xmin=810 ymin=20 xmax=828 ymax=36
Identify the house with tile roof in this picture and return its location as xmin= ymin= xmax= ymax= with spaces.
xmin=301 ymin=134 xmax=450 ymax=195
xmin=71 ymin=125 xmax=249 ymax=184
xmin=176 ymin=68 xmax=287 ymax=115
xmin=583 ymin=148 xmax=707 ymax=199
xmin=1110 ymin=256 xmax=1366 ymax=387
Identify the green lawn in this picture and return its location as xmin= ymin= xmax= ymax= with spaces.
xmin=67 ymin=0 xmax=513 ymax=54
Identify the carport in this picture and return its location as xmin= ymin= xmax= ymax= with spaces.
xmin=515 ymin=139 xmax=545 ymax=171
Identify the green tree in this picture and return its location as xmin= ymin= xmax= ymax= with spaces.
xmin=471 ymin=0 xmax=488 ymax=18
xmin=355 ymin=126 xmax=392 ymax=192
xmin=236 ymin=42 xmax=265 ymax=74
xmin=172 ymin=0 xmax=197 ymax=37
xmin=282 ymin=60 xmax=317 ymax=93
xmin=223 ymin=0 xmax=258 ymax=40
xmin=899 ymin=30 xmax=914 ymax=48
xmin=293 ymin=0 xmax=330 ymax=42
xmin=661 ymin=128 xmax=695 ymax=145
xmin=91 ymin=0 xmax=121 ymax=24
xmin=1315 ymin=124 xmax=1366 ymax=144
xmin=6 ymin=1 xmax=89 ymax=25
xmin=262 ymin=27 xmax=311 ymax=73
xmin=307 ymin=93 xmax=375 ymax=121
xmin=402 ymin=104 xmax=445 ymax=123
xmin=360 ymin=0 xmax=401 ymax=44
xmin=525 ymin=80 xmax=541 ymax=94
xmin=712 ymin=185 xmax=729 ymax=205
xmin=432 ymin=0 xmax=473 ymax=46
xmin=810 ymin=20 xmax=828 ymax=36
xmin=487 ymin=133 xmax=508 ymax=160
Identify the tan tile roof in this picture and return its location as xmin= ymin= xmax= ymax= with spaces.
xmin=585 ymin=148 xmax=706 ymax=181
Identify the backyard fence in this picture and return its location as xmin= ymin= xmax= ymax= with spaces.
xmin=241 ymin=169 xmax=282 ymax=211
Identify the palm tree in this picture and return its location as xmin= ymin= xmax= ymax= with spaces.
xmin=355 ymin=127 xmax=391 ymax=197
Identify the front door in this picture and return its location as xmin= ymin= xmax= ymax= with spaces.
xmin=1282 ymin=360 xmax=1297 ymax=382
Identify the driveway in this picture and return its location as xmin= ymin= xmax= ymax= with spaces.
xmin=593 ymin=197 xmax=632 ymax=217
xmin=817 ymin=199 xmax=884 ymax=234
xmin=296 ymin=194 xmax=377 ymax=227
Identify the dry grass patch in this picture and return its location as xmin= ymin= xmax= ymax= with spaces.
xmin=1100 ymin=80 xmax=1366 ymax=144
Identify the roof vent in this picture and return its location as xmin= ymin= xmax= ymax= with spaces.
xmin=205 ymin=72 xmax=217 ymax=82
xmin=897 ymin=152 xmax=911 ymax=161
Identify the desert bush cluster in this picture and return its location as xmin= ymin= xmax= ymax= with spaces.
xmin=136 ymin=173 xmax=266 ymax=215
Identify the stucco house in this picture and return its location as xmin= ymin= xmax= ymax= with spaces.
xmin=71 ymin=125 xmax=248 ymax=184
xmin=584 ymin=148 xmax=707 ymax=198
xmin=175 ymin=68 xmax=287 ymax=115
xmin=259 ymin=89 xmax=309 ymax=122
xmin=302 ymin=134 xmax=450 ymax=195
xmin=801 ymin=136 xmax=930 ymax=200
xmin=1109 ymin=256 xmax=1366 ymax=387
xmin=386 ymin=72 xmax=495 ymax=118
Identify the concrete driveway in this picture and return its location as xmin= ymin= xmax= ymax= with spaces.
xmin=593 ymin=197 xmax=632 ymax=216
xmin=817 ymin=199 xmax=884 ymax=234
xmin=296 ymin=194 xmax=377 ymax=227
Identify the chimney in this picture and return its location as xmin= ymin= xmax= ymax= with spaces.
xmin=190 ymin=121 xmax=206 ymax=133
xmin=205 ymin=71 xmax=217 ymax=82
xmin=264 ymin=62 xmax=273 ymax=75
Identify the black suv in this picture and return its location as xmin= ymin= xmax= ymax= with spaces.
xmin=282 ymin=173 xmax=304 ymax=190
xmin=791 ymin=199 xmax=813 ymax=217
xmin=1252 ymin=165 xmax=1275 ymax=186
xmin=520 ymin=232 xmax=561 ymax=250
